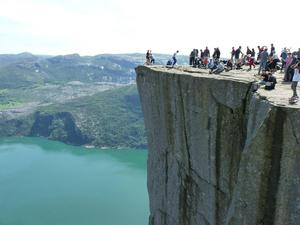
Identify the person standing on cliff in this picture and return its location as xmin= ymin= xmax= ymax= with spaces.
xmin=172 ymin=50 xmax=179 ymax=66
xmin=234 ymin=46 xmax=243 ymax=68
xmin=284 ymin=52 xmax=294 ymax=81
xmin=203 ymin=47 xmax=210 ymax=65
xmin=149 ymin=50 xmax=155 ymax=64
xmin=280 ymin=47 xmax=288 ymax=72
xmin=257 ymin=46 xmax=263 ymax=61
xmin=231 ymin=47 xmax=235 ymax=63
xmin=145 ymin=50 xmax=151 ymax=65
xmin=270 ymin=43 xmax=275 ymax=57
xmin=212 ymin=48 xmax=220 ymax=60
xmin=215 ymin=48 xmax=221 ymax=59
xmin=189 ymin=49 xmax=195 ymax=66
xmin=290 ymin=61 xmax=300 ymax=102
xmin=297 ymin=48 xmax=300 ymax=60
xmin=246 ymin=46 xmax=252 ymax=55
xmin=258 ymin=48 xmax=269 ymax=75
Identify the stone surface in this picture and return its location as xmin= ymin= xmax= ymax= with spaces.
xmin=136 ymin=65 xmax=300 ymax=225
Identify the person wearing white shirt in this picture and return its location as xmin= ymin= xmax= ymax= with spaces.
xmin=172 ymin=50 xmax=179 ymax=66
xmin=291 ymin=62 xmax=300 ymax=99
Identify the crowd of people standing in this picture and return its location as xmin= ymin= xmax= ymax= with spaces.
xmin=145 ymin=44 xmax=300 ymax=103
xmin=188 ymin=44 xmax=290 ymax=73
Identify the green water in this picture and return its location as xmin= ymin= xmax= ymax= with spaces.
xmin=0 ymin=137 xmax=149 ymax=225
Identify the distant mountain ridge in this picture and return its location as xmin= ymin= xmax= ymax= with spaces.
xmin=0 ymin=52 xmax=187 ymax=148
xmin=0 ymin=52 xmax=188 ymax=88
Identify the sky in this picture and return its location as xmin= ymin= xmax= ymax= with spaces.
xmin=0 ymin=0 xmax=299 ymax=56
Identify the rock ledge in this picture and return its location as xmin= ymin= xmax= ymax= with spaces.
xmin=136 ymin=65 xmax=300 ymax=225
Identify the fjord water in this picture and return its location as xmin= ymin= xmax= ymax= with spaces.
xmin=0 ymin=137 xmax=148 ymax=225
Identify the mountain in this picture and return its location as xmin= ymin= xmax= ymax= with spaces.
xmin=0 ymin=53 xmax=188 ymax=88
xmin=0 ymin=84 xmax=146 ymax=148
xmin=0 ymin=52 xmax=188 ymax=148
xmin=35 ymin=85 xmax=146 ymax=148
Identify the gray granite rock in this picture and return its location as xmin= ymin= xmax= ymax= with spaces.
xmin=136 ymin=66 xmax=300 ymax=225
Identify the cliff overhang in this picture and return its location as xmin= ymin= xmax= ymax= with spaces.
xmin=136 ymin=65 xmax=300 ymax=225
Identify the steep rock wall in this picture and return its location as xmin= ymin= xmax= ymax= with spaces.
xmin=136 ymin=66 xmax=300 ymax=225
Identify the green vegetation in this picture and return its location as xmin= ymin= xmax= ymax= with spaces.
xmin=0 ymin=52 xmax=188 ymax=88
xmin=0 ymin=52 xmax=186 ymax=148
xmin=0 ymin=89 xmax=8 ymax=96
xmin=40 ymin=85 xmax=146 ymax=148
xmin=0 ymin=100 xmax=23 ymax=109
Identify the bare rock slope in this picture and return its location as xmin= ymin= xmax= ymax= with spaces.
xmin=136 ymin=66 xmax=300 ymax=225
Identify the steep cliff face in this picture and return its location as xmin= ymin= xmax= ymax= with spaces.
xmin=136 ymin=66 xmax=300 ymax=225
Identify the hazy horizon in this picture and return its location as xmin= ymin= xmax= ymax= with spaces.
xmin=0 ymin=51 xmax=184 ymax=57
xmin=1 ymin=0 xmax=299 ymax=57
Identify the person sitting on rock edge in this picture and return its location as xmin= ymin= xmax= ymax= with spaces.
xmin=264 ymin=70 xmax=277 ymax=90
xmin=253 ymin=70 xmax=276 ymax=91
xmin=209 ymin=59 xmax=224 ymax=74
xmin=225 ymin=60 xmax=233 ymax=71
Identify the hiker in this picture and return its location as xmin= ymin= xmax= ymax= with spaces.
xmin=250 ymin=48 xmax=256 ymax=70
xmin=208 ymin=58 xmax=217 ymax=72
xmin=213 ymin=48 xmax=217 ymax=59
xmin=272 ymin=53 xmax=280 ymax=68
xmin=257 ymin=70 xmax=277 ymax=90
xmin=208 ymin=59 xmax=220 ymax=74
xmin=195 ymin=49 xmax=199 ymax=59
xmin=211 ymin=61 xmax=225 ymax=74
xmin=225 ymin=60 xmax=233 ymax=71
xmin=265 ymin=71 xmax=277 ymax=90
xmin=270 ymin=43 xmax=275 ymax=57
xmin=189 ymin=49 xmax=195 ymax=66
xmin=145 ymin=50 xmax=151 ymax=65
xmin=246 ymin=47 xmax=252 ymax=55
xmin=203 ymin=47 xmax=210 ymax=58
xmin=200 ymin=49 xmax=204 ymax=59
xmin=234 ymin=46 xmax=243 ymax=68
xmin=266 ymin=56 xmax=276 ymax=71
xmin=145 ymin=50 xmax=155 ymax=65
xmin=216 ymin=48 xmax=220 ymax=59
xmin=258 ymin=48 xmax=269 ymax=75
xmin=280 ymin=48 xmax=288 ymax=72
xmin=194 ymin=56 xmax=201 ymax=68
xmin=203 ymin=47 xmax=210 ymax=68
xmin=251 ymin=48 xmax=256 ymax=58
xmin=172 ymin=50 xmax=179 ymax=66
xmin=290 ymin=61 xmax=300 ymax=100
xmin=231 ymin=47 xmax=235 ymax=62
xmin=235 ymin=60 xmax=243 ymax=70
xmin=297 ymin=48 xmax=300 ymax=60
xmin=257 ymin=46 xmax=263 ymax=61
xmin=149 ymin=50 xmax=155 ymax=64
xmin=248 ymin=54 xmax=255 ymax=70
xmin=213 ymin=48 xmax=220 ymax=59
xmin=284 ymin=52 xmax=294 ymax=81
xmin=288 ymin=55 xmax=299 ymax=80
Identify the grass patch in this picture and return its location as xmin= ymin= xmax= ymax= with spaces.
xmin=0 ymin=101 xmax=23 ymax=109
xmin=0 ymin=89 xmax=8 ymax=96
